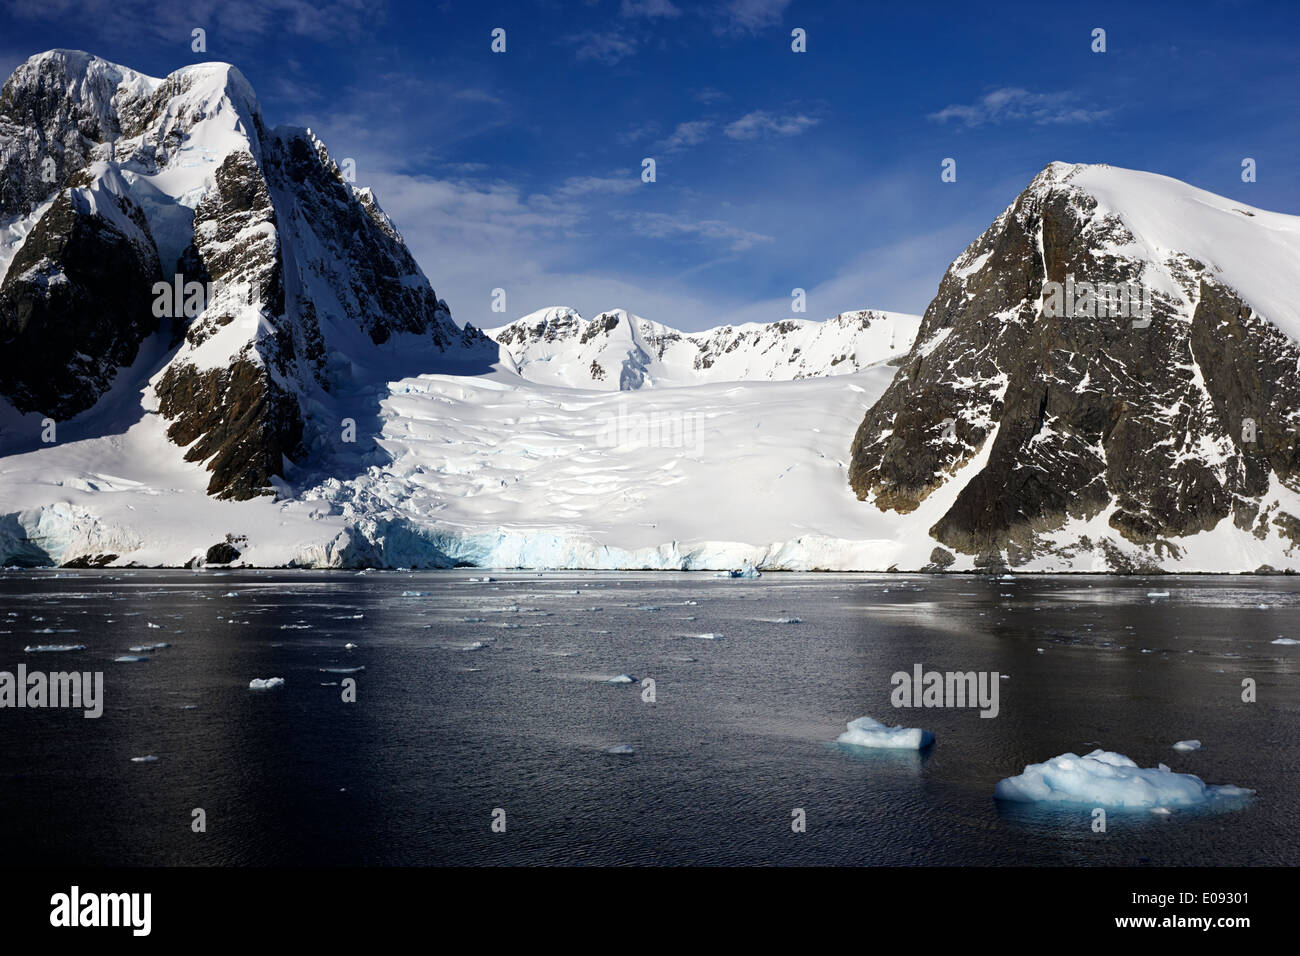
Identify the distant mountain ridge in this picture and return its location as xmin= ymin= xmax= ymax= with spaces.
xmin=487 ymin=306 xmax=920 ymax=389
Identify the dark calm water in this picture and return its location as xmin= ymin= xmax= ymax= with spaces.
xmin=0 ymin=570 xmax=1296 ymax=866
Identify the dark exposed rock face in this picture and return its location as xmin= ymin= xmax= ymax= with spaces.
xmin=849 ymin=162 xmax=1300 ymax=565
xmin=61 ymin=552 xmax=117 ymax=568
xmin=156 ymin=359 xmax=304 ymax=499
xmin=0 ymin=175 xmax=161 ymax=417
xmin=204 ymin=541 xmax=240 ymax=564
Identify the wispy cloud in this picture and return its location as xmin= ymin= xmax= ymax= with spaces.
xmin=658 ymin=120 xmax=712 ymax=152
xmin=564 ymin=31 xmax=639 ymax=65
xmin=614 ymin=210 xmax=773 ymax=251
xmin=620 ymin=0 xmax=682 ymax=18
xmin=552 ymin=175 xmax=642 ymax=198
xmin=724 ymin=110 xmax=818 ymax=140
xmin=928 ymin=88 xmax=1111 ymax=127
xmin=6 ymin=0 xmax=377 ymax=45
xmin=714 ymin=0 xmax=791 ymax=36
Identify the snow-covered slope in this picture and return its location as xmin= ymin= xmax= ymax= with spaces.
xmin=488 ymin=307 xmax=919 ymax=389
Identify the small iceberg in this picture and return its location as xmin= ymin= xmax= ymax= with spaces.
xmin=837 ymin=716 xmax=935 ymax=750
xmin=692 ymin=632 xmax=723 ymax=640
xmin=114 ymin=655 xmax=149 ymax=663
xmin=130 ymin=755 xmax=158 ymax=763
xmin=320 ymin=666 xmax=365 ymax=674
xmin=1146 ymin=591 xmax=1170 ymax=598
xmin=249 ymin=677 xmax=285 ymax=690
xmin=607 ymin=674 xmax=637 ymax=684
xmin=1271 ymin=638 xmax=1299 ymax=645
xmin=344 ymin=642 xmax=358 ymax=649
xmin=1172 ymin=739 xmax=1202 ymax=752
xmin=994 ymin=749 xmax=1252 ymax=808
xmin=24 ymin=644 xmax=86 ymax=653
xmin=604 ymin=744 xmax=635 ymax=755
xmin=402 ymin=590 xmax=433 ymax=597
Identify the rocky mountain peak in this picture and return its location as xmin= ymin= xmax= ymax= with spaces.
xmin=0 ymin=50 xmax=495 ymax=500
xmin=849 ymin=161 xmax=1300 ymax=571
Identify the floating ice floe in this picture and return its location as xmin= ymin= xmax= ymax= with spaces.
xmin=994 ymin=749 xmax=1253 ymax=809
xmin=461 ymin=641 xmax=486 ymax=651
xmin=717 ymin=564 xmax=762 ymax=579
xmin=129 ymin=643 xmax=171 ymax=652
xmin=607 ymin=674 xmax=637 ymax=684
xmin=344 ymin=642 xmax=358 ymax=649
xmin=1272 ymin=638 xmax=1299 ymax=645
xmin=1147 ymin=591 xmax=1170 ymax=598
xmin=402 ymin=591 xmax=433 ymax=597
xmin=249 ymin=677 xmax=285 ymax=690
xmin=320 ymin=666 xmax=364 ymax=674
xmin=837 ymin=715 xmax=935 ymax=750
xmin=604 ymin=744 xmax=635 ymax=755
xmin=24 ymin=644 xmax=86 ymax=653
xmin=1172 ymin=739 xmax=1202 ymax=752
xmin=693 ymin=632 xmax=723 ymax=640
xmin=114 ymin=655 xmax=149 ymax=663
xmin=130 ymin=755 xmax=158 ymax=763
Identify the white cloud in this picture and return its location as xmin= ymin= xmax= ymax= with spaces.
xmin=929 ymin=88 xmax=1111 ymax=127
xmin=724 ymin=110 xmax=819 ymax=140
xmin=658 ymin=120 xmax=712 ymax=152
xmin=565 ymin=31 xmax=639 ymax=64
xmin=552 ymin=175 xmax=642 ymax=198
xmin=715 ymin=0 xmax=791 ymax=35
xmin=613 ymin=210 xmax=773 ymax=251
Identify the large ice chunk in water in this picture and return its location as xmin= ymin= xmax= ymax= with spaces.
xmin=837 ymin=715 xmax=935 ymax=750
xmin=249 ymin=677 xmax=285 ymax=690
xmin=994 ymin=749 xmax=1253 ymax=808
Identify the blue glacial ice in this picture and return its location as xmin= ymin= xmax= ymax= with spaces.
xmin=994 ymin=749 xmax=1252 ymax=809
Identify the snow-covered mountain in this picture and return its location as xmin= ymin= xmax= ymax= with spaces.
xmin=0 ymin=50 xmax=495 ymax=500
xmin=851 ymin=161 xmax=1300 ymax=572
xmin=487 ymin=307 xmax=920 ymax=389
xmin=1 ymin=54 xmax=1297 ymax=574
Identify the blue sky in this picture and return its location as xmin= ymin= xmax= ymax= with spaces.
xmin=2 ymin=0 xmax=1297 ymax=330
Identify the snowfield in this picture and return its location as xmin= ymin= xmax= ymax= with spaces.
xmin=5 ymin=348 xmax=1298 ymax=571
